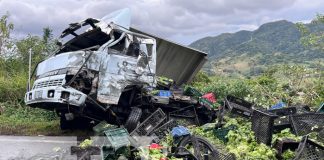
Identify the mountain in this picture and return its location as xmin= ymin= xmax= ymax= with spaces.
xmin=189 ymin=20 xmax=324 ymax=76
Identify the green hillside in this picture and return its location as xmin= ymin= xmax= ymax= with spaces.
xmin=190 ymin=20 xmax=324 ymax=76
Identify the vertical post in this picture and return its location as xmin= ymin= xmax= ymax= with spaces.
xmin=28 ymin=48 xmax=32 ymax=91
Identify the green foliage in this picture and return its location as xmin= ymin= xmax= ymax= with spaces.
xmin=0 ymin=13 xmax=14 ymax=56
xmin=297 ymin=13 xmax=324 ymax=50
xmin=191 ymin=63 xmax=323 ymax=108
xmin=79 ymin=139 xmax=93 ymax=149
xmin=192 ymin=71 xmax=211 ymax=84
xmin=191 ymin=117 xmax=277 ymax=159
xmin=0 ymin=71 xmax=28 ymax=102
xmin=0 ymin=13 xmax=60 ymax=127
xmin=272 ymin=128 xmax=301 ymax=144
xmin=225 ymin=118 xmax=276 ymax=159
xmin=282 ymin=149 xmax=295 ymax=160
xmin=1 ymin=102 xmax=57 ymax=122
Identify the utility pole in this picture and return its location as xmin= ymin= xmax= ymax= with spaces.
xmin=28 ymin=48 xmax=32 ymax=91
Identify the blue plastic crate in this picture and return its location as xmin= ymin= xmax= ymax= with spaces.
xmin=158 ymin=90 xmax=172 ymax=97
xmin=171 ymin=126 xmax=190 ymax=138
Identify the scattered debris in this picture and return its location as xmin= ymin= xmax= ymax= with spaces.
xmin=79 ymin=139 xmax=94 ymax=149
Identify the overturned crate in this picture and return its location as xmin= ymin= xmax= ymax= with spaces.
xmin=273 ymin=138 xmax=299 ymax=159
xmin=213 ymin=125 xmax=237 ymax=143
xmin=150 ymin=119 xmax=178 ymax=143
xmin=184 ymin=86 xmax=203 ymax=98
xmin=251 ymin=109 xmax=278 ymax=145
xmin=294 ymin=135 xmax=324 ymax=160
xmin=225 ymin=95 xmax=254 ymax=118
xmin=290 ymin=113 xmax=324 ymax=136
xmin=169 ymin=105 xmax=200 ymax=126
xmin=268 ymin=107 xmax=297 ymax=132
xmin=103 ymin=127 xmax=131 ymax=150
xmin=131 ymin=108 xmax=166 ymax=136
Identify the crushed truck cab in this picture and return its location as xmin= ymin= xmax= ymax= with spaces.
xmin=26 ymin=9 xmax=156 ymax=108
xmin=25 ymin=9 xmax=214 ymax=130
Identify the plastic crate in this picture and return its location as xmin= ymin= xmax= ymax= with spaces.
xmin=199 ymin=97 xmax=215 ymax=109
xmin=131 ymin=108 xmax=166 ymax=136
xmin=291 ymin=104 xmax=311 ymax=113
xmin=93 ymin=121 xmax=117 ymax=135
xmin=251 ymin=109 xmax=278 ymax=145
xmin=225 ymin=95 xmax=254 ymax=117
xmin=157 ymin=90 xmax=172 ymax=97
xmin=217 ymin=152 xmax=236 ymax=160
xmin=290 ymin=113 xmax=324 ymax=136
xmin=273 ymin=138 xmax=299 ymax=159
xmin=269 ymin=107 xmax=297 ymax=116
xmin=103 ymin=128 xmax=131 ymax=150
xmin=213 ymin=125 xmax=237 ymax=143
xmin=294 ymin=135 xmax=324 ymax=160
xmin=150 ymin=119 xmax=178 ymax=143
xmin=151 ymin=96 xmax=170 ymax=104
xmin=169 ymin=105 xmax=199 ymax=126
xmin=270 ymin=101 xmax=286 ymax=110
xmin=269 ymin=107 xmax=297 ymax=132
xmin=184 ymin=86 xmax=203 ymax=97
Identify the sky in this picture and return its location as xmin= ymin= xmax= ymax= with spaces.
xmin=0 ymin=0 xmax=324 ymax=45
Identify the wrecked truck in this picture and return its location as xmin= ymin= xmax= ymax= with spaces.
xmin=25 ymin=9 xmax=214 ymax=131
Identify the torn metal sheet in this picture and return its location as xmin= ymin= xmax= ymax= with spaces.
xmin=130 ymin=28 xmax=207 ymax=85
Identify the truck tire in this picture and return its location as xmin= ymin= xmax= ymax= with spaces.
xmin=60 ymin=115 xmax=72 ymax=130
xmin=125 ymin=107 xmax=142 ymax=132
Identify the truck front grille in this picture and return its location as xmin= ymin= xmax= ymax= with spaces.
xmin=34 ymin=79 xmax=64 ymax=89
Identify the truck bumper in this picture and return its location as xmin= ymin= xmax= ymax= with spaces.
xmin=25 ymin=86 xmax=87 ymax=107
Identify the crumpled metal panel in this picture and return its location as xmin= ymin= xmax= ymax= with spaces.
xmin=36 ymin=51 xmax=101 ymax=76
xmin=130 ymin=27 xmax=207 ymax=85
xmin=97 ymin=47 xmax=156 ymax=104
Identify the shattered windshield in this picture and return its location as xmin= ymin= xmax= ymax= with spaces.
xmin=56 ymin=18 xmax=112 ymax=54
xmin=57 ymin=28 xmax=110 ymax=54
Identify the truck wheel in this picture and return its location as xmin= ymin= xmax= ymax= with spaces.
xmin=125 ymin=107 xmax=142 ymax=132
xmin=60 ymin=115 xmax=72 ymax=130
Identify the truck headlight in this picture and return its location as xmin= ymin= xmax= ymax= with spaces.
xmin=29 ymin=93 xmax=32 ymax=100
xmin=74 ymin=93 xmax=82 ymax=100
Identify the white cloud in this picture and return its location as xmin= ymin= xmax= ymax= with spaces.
xmin=0 ymin=0 xmax=323 ymax=45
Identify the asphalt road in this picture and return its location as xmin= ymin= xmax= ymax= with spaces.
xmin=0 ymin=136 xmax=81 ymax=160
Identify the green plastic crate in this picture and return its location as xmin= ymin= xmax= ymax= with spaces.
xmin=213 ymin=125 xmax=237 ymax=143
xmin=93 ymin=121 xmax=117 ymax=135
xmin=199 ymin=97 xmax=215 ymax=109
xmin=184 ymin=86 xmax=202 ymax=97
xmin=103 ymin=128 xmax=131 ymax=150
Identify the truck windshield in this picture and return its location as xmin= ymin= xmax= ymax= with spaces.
xmin=56 ymin=28 xmax=110 ymax=54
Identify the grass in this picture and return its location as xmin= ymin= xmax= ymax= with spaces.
xmin=0 ymin=103 xmax=93 ymax=136
xmin=0 ymin=115 xmax=61 ymax=135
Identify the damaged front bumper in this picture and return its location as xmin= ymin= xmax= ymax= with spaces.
xmin=25 ymin=75 xmax=87 ymax=108
xmin=25 ymin=86 xmax=87 ymax=108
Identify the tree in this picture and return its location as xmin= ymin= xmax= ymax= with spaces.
xmin=0 ymin=13 xmax=14 ymax=57
xmin=296 ymin=14 xmax=324 ymax=105
xmin=15 ymin=27 xmax=58 ymax=67
xmin=296 ymin=14 xmax=324 ymax=50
